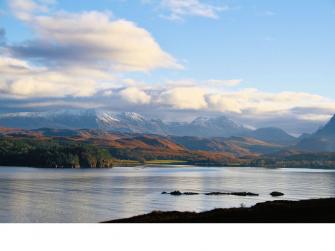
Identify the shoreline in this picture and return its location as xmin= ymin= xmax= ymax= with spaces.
xmin=1 ymin=164 xmax=335 ymax=170
xmin=104 ymin=198 xmax=335 ymax=223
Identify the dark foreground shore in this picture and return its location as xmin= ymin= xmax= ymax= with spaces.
xmin=104 ymin=198 xmax=335 ymax=223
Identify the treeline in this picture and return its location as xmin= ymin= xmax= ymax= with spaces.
xmin=108 ymin=148 xmax=238 ymax=166
xmin=0 ymin=136 xmax=237 ymax=168
xmin=251 ymin=153 xmax=335 ymax=169
xmin=109 ymin=148 xmax=189 ymax=163
xmin=3 ymin=134 xmax=335 ymax=169
xmin=0 ymin=137 xmax=114 ymax=168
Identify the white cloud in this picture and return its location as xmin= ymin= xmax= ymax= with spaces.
xmin=4 ymin=73 xmax=96 ymax=98
xmin=151 ymin=83 xmax=335 ymax=126
xmin=119 ymin=87 xmax=151 ymax=104
xmin=9 ymin=9 xmax=181 ymax=72
xmin=297 ymin=114 xmax=332 ymax=122
xmin=160 ymin=0 xmax=228 ymax=20
xmin=18 ymin=100 xmax=105 ymax=109
xmin=0 ymin=56 xmax=97 ymax=98
xmin=206 ymin=93 xmax=242 ymax=113
xmin=206 ymin=89 xmax=335 ymax=116
xmin=0 ymin=56 xmax=35 ymax=74
xmin=9 ymin=0 xmax=51 ymax=20
xmin=159 ymin=86 xmax=207 ymax=109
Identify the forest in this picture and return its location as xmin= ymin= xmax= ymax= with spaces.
xmin=0 ymin=137 xmax=114 ymax=168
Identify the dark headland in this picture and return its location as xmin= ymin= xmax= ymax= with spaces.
xmin=104 ymin=198 xmax=335 ymax=223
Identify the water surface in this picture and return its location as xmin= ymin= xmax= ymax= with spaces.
xmin=0 ymin=166 xmax=335 ymax=223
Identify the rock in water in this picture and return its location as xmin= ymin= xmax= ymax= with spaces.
xmin=270 ymin=191 xmax=284 ymax=197
xmin=205 ymin=192 xmax=228 ymax=196
xmin=205 ymin=192 xmax=259 ymax=196
xmin=231 ymin=192 xmax=259 ymax=197
xmin=170 ymin=191 xmax=182 ymax=196
xmin=183 ymin=192 xmax=199 ymax=195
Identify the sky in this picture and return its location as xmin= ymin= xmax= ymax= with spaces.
xmin=0 ymin=0 xmax=335 ymax=134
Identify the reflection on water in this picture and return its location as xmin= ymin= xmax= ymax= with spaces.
xmin=0 ymin=166 xmax=335 ymax=223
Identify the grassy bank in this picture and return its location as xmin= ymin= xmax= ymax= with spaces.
xmin=144 ymin=160 xmax=189 ymax=165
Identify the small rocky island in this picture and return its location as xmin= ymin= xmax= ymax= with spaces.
xmin=162 ymin=191 xmax=259 ymax=196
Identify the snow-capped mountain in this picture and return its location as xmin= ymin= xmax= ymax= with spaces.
xmin=0 ymin=110 xmax=100 ymax=130
xmin=167 ymin=116 xmax=250 ymax=137
xmin=0 ymin=109 xmax=295 ymax=143
xmin=0 ymin=110 xmax=167 ymax=134
xmin=96 ymin=111 xmax=167 ymax=134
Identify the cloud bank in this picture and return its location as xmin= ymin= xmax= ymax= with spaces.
xmin=1 ymin=0 xmax=335 ymax=134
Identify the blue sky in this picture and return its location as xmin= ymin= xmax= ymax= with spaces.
xmin=0 ymin=0 xmax=335 ymax=133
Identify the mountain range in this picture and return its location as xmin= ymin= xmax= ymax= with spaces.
xmin=1 ymin=111 xmax=335 ymax=168
xmin=0 ymin=109 xmax=297 ymax=146
xmin=2 ymin=109 xmax=335 ymax=154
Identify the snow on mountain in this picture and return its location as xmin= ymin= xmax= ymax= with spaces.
xmin=0 ymin=109 xmax=295 ymax=142
xmin=191 ymin=116 xmax=243 ymax=129
xmin=167 ymin=116 xmax=250 ymax=137
xmin=0 ymin=110 xmax=167 ymax=134
xmin=119 ymin=112 xmax=145 ymax=121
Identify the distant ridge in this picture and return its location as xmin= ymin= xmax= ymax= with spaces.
xmin=314 ymin=115 xmax=335 ymax=137
xmin=247 ymin=127 xmax=297 ymax=145
xmin=295 ymin=115 xmax=335 ymax=152
xmin=166 ymin=115 xmax=250 ymax=137
xmin=0 ymin=127 xmax=284 ymax=159
xmin=0 ymin=109 xmax=295 ymax=145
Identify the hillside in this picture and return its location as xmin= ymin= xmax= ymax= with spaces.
xmin=247 ymin=127 xmax=297 ymax=145
xmin=295 ymin=115 xmax=335 ymax=152
xmin=252 ymin=152 xmax=335 ymax=169
xmin=2 ymin=120 xmax=335 ymax=169
xmin=0 ymin=128 xmax=241 ymax=167
xmin=170 ymin=136 xmax=283 ymax=157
